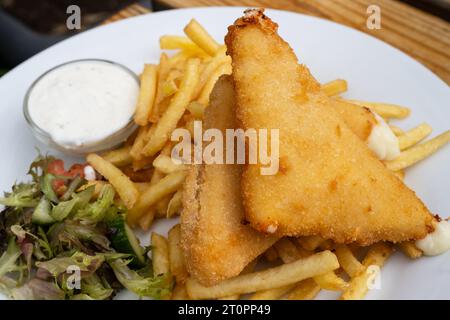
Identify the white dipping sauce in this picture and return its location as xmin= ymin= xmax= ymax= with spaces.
xmin=366 ymin=111 xmax=400 ymax=161
xmin=416 ymin=220 xmax=450 ymax=256
xmin=28 ymin=60 xmax=139 ymax=147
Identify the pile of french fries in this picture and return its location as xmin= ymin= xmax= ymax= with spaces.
xmin=84 ymin=19 xmax=450 ymax=300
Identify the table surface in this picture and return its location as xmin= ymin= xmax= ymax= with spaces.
xmin=106 ymin=0 xmax=450 ymax=85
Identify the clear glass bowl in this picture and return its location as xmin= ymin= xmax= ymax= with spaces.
xmin=23 ymin=59 xmax=138 ymax=155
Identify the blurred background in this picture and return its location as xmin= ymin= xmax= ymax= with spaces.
xmin=0 ymin=0 xmax=449 ymax=77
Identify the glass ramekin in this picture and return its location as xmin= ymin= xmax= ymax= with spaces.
xmin=23 ymin=59 xmax=139 ymax=155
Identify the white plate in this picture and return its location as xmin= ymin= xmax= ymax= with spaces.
xmin=0 ymin=7 xmax=449 ymax=300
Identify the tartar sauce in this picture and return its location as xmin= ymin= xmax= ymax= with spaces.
xmin=416 ymin=220 xmax=450 ymax=256
xmin=27 ymin=60 xmax=139 ymax=148
xmin=366 ymin=112 xmax=400 ymax=160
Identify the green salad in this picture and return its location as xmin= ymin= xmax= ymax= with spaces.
xmin=0 ymin=154 xmax=172 ymax=300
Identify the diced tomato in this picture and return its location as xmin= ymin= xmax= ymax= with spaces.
xmin=47 ymin=160 xmax=66 ymax=176
xmin=46 ymin=159 xmax=86 ymax=193
xmin=67 ymin=164 xmax=86 ymax=178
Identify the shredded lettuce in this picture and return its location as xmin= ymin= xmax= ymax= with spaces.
xmin=74 ymin=185 xmax=116 ymax=223
xmin=40 ymin=174 xmax=59 ymax=203
xmin=107 ymin=258 xmax=172 ymax=299
xmin=10 ymin=278 xmax=65 ymax=300
xmin=0 ymin=237 xmax=22 ymax=278
xmin=0 ymin=183 xmax=40 ymax=208
xmin=36 ymin=252 xmax=105 ymax=278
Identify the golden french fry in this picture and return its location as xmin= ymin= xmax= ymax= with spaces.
xmin=138 ymin=208 xmax=156 ymax=231
xmin=160 ymin=35 xmax=201 ymax=52
xmin=193 ymin=47 xmax=229 ymax=98
xmin=197 ymin=62 xmax=232 ymax=106
xmin=186 ymin=250 xmax=339 ymax=300
xmin=86 ymin=154 xmax=139 ymax=209
xmin=385 ymin=130 xmax=450 ymax=171
xmin=135 ymin=64 xmax=158 ymax=126
xmin=134 ymin=182 xmax=151 ymax=193
xmin=153 ymin=155 xmax=187 ymax=174
xmin=155 ymin=195 xmax=171 ymax=218
xmin=340 ymin=243 xmax=393 ymax=300
xmin=127 ymin=170 xmax=187 ymax=224
xmin=218 ymin=260 xmax=257 ymax=300
xmin=102 ymin=146 xmax=132 ymax=167
xmin=184 ymin=19 xmax=220 ymax=55
xmin=398 ymin=241 xmax=423 ymax=259
xmin=348 ymin=100 xmax=410 ymax=119
xmin=130 ymin=125 xmax=151 ymax=160
xmin=150 ymin=53 xmax=171 ymax=123
xmin=322 ymin=79 xmax=348 ymax=97
xmin=151 ymin=232 xmax=170 ymax=276
xmin=275 ymin=238 xmax=303 ymax=263
xmin=335 ymin=244 xmax=364 ymax=278
xmin=143 ymin=58 xmax=200 ymax=157
xmin=389 ymin=125 xmax=404 ymax=136
xmin=172 ymin=284 xmax=189 ymax=300
xmin=398 ymin=123 xmax=432 ymax=151
xmin=168 ymin=224 xmax=188 ymax=284
xmin=132 ymin=156 xmax=154 ymax=172
xmin=249 ymin=285 xmax=294 ymax=300
xmin=313 ymin=271 xmax=348 ymax=291
xmin=186 ymin=101 xmax=206 ymax=119
xmin=296 ymin=236 xmax=325 ymax=251
xmin=167 ymin=190 xmax=182 ymax=218
xmin=287 ymin=278 xmax=321 ymax=300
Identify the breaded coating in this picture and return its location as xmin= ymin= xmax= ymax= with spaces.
xmin=225 ymin=9 xmax=435 ymax=245
xmin=181 ymin=75 xmax=277 ymax=286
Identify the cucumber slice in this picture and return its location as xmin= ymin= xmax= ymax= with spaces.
xmin=108 ymin=217 xmax=145 ymax=267
xmin=32 ymin=197 xmax=55 ymax=225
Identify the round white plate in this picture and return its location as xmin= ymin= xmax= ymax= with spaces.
xmin=0 ymin=7 xmax=449 ymax=300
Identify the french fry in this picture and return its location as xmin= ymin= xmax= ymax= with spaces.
xmin=102 ymin=145 xmax=132 ymax=167
xmin=340 ymin=243 xmax=393 ymax=300
xmin=218 ymin=260 xmax=257 ymax=300
xmin=249 ymin=285 xmax=294 ymax=300
xmin=276 ymin=238 xmax=346 ymax=292
xmin=167 ymin=190 xmax=183 ymax=218
xmin=398 ymin=241 xmax=423 ymax=259
xmin=385 ymin=130 xmax=450 ymax=171
xmin=150 ymin=53 xmax=171 ymax=123
xmin=168 ymin=224 xmax=188 ymax=284
xmin=335 ymin=244 xmax=365 ymax=278
xmin=127 ymin=170 xmax=187 ymax=224
xmin=86 ymin=154 xmax=139 ymax=209
xmin=132 ymin=156 xmax=154 ymax=172
xmin=322 ymin=79 xmax=348 ymax=97
xmin=296 ymin=236 xmax=325 ymax=251
xmin=172 ymin=284 xmax=189 ymax=300
xmin=184 ymin=19 xmax=220 ymax=56
xmin=389 ymin=125 xmax=404 ymax=136
xmin=348 ymin=100 xmax=410 ymax=119
xmin=193 ymin=47 xmax=229 ymax=98
xmin=197 ymin=62 xmax=232 ymax=106
xmin=151 ymin=232 xmax=170 ymax=276
xmin=186 ymin=250 xmax=339 ymax=300
xmin=121 ymin=166 xmax=153 ymax=183
xmin=130 ymin=125 xmax=151 ymax=160
xmin=143 ymin=58 xmax=200 ymax=157
xmin=134 ymin=64 xmax=158 ymax=126
xmin=134 ymin=182 xmax=151 ymax=193
xmin=287 ymin=278 xmax=321 ymax=300
xmin=186 ymin=101 xmax=206 ymax=119
xmin=138 ymin=208 xmax=156 ymax=231
xmin=313 ymin=271 xmax=348 ymax=291
xmin=160 ymin=35 xmax=202 ymax=52
xmin=398 ymin=123 xmax=432 ymax=151
xmin=153 ymin=154 xmax=187 ymax=174
xmin=156 ymin=195 xmax=171 ymax=218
